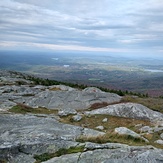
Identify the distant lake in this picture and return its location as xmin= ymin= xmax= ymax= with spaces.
xmin=145 ymin=69 xmax=163 ymax=73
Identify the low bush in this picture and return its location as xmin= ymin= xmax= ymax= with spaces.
xmin=34 ymin=146 xmax=84 ymax=163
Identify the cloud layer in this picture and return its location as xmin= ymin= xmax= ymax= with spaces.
xmin=0 ymin=0 xmax=163 ymax=55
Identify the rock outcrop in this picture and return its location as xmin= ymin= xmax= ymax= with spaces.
xmin=0 ymin=73 xmax=121 ymax=112
xmin=114 ymin=127 xmax=148 ymax=142
xmin=15 ymin=87 xmax=121 ymax=111
xmin=58 ymin=108 xmax=77 ymax=117
xmin=0 ymin=70 xmax=163 ymax=163
xmin=43 ymin=143 xmax=163 ymax=163
xmin=0 ymin=114 xmax=104 ymax=162
xmin=0 ymin=70 xmax=33 ymax=85
xmin=85 ymin=102 xmax=163 ymax=121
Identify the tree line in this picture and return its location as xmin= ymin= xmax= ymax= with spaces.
xmin=11 ymin=70 xmax=149 ymax=97
xmin=21 ymin=74 xmax=149 ymax=98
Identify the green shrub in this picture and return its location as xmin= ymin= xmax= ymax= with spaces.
xmin=34 ymin=146 xmax=84 ymax=162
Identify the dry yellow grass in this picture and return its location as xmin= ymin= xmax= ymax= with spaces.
xmin=60 ymin=114 xmax=152 ymax=132
xmin=9 ymin=104 xmax=58 ymax=115
xmin=143 ymin=133 xmax=153 ymax=140
xmin=49 ymin=87 xmax=62 ymax=91
xmin=77 ymin=130 xmax=147 ymax=146
xmin=60 ymin=114 xmax=163 ymax=148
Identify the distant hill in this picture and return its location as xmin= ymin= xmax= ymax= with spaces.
xmin=1 ymin=51 xmax=163 ymax=97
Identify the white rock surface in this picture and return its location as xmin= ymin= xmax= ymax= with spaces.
xmin=115 ymin=127 xmax=140 ymax=137
xmin=140 ymin=126 xmax=153 ymax=133
xmin=58 ymin=108 xmax=77 ymax=116
xmin=0 ymin=100 xmax=17 ymax=111
xmin=96 ymin=126 xmax=104 ymax=130
xmin=72 ymin=114 xmax=82 ymax=121
xmin=102 ymin=118 xmax=108 ymax=122
xmin=154 ymin=127 xmax=163 ymax=132
xmin=86 ymin=103 xmax=163 ymax=121
xmin=155 ymin=140 xmax=163 ymax=145
xmin=160 ymin=133 xmax=163 ymax=139
xmin=115 ymin=127 xmax=148 ymax=142
xmin=9 ymin=87 xmax=121 ymax=111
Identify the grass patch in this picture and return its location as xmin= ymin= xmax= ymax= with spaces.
xmin=60 ymin=114 xmax=151 ymax=131
xmin=49 ymin=87 xmax=62 ymax=91
xmin=142 ymin=130 xmax=163 ymax=142
xmin=9 ymin=104 xmax=58 ymax=115
xmin=144 ymin=131 xmax=163 ymax=149
xmin=61 ymin=114 xmax=163 ymax=147
xmin=77 ymin=131 xmax=146 ymax=146
xmin=34 ymin=146 xmax=84 ymax=163
xmin=121 ymin=96 xmax=163 ymax=113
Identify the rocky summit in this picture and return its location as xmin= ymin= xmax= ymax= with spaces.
xmin=0 ymin=70 xmax=163 ymax=163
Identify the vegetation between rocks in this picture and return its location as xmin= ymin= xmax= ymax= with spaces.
xmin=143 ymin=130 xmax=163 ymax=149
xmin=9 ymin=104 xmax=58 ymax=114
xmin=60 ymin=114 xmax=152 ymax=132
xmin=34 ymin=146 xmax=84 ymax=163
xmin=60 ymin=114 xmax=163 ymax=148
xmin=77 ymin=132 xmax=146 ymax=146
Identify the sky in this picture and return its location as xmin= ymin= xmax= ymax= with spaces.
xmin=0 ymin=0 xmax=163 ymax=57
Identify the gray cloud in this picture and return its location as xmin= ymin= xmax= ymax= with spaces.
xmin=0 ymin=0 xmax=163 ymax=55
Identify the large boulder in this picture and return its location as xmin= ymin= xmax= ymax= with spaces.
xmin=154 ymin=140 xmax=163 ymax=145
xmin=115 ymin=127 xmax=141 ymax=137
xmin=86 ymin=103 xmax=163 ymax=121
xmin=114 ymin=127 xmax=148 ymax=142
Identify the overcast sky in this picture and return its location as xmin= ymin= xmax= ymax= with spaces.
xmin=0 ymin=0 xmax=163 ymax=56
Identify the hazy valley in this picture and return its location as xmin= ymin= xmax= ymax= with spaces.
xmin=1 ymin=51 xmax=163 ymax=97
